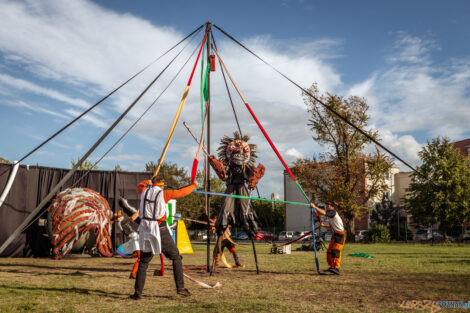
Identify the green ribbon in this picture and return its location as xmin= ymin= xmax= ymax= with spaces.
xmin=192 ymin=190 xmax=311 ymax=206
xmin=349 ymin=253 xmax=374 ymax=258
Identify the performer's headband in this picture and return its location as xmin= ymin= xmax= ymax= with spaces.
xmin=327 ymin=201 xmax=339 ymax=209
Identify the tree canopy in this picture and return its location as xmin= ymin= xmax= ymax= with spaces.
xmin=293 ymin=83 xmax=394 ymax=240
xmin=71 ymin=158 xmax=98 ymax=170
xmin=0 ymin=157 xmax=11 ymax=164
xmin=145 ymin=161 xmax=190 ymax=187
xmin=405 ymin=137 xmax=470 ymax=236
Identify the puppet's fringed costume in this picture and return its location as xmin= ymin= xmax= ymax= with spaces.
xmin=209 ymin=132 xmax=265 ymax=238
xmin=47 ymin=188 xmax=113 ymax=259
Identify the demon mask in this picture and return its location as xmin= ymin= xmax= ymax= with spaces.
xmin=217 ymin=132 xmax=257 ymax=167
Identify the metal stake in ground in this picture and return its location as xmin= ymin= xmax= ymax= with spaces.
xmin=311 ymin=206 xmax=327 ymax=275
xmin=251 ymin=237 xmax=260 ymax=274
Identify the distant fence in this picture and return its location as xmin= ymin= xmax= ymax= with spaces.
xmin=187 ymin=227 xmax=284 ymax=241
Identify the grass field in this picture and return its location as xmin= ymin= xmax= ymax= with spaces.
xmin=0 ymin=242 xmax=469 ymax=313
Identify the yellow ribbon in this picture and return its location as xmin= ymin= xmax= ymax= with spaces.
xmin=153 ymin=85 xmax=190 ymax=177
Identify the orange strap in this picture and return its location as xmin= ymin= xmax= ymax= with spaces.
xmin=157 ymin=216 xmax=167 ymax=226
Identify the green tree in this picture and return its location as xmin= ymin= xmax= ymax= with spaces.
xmin=293 ymin=83 xmax=394 ymax=241
xmin=370 ymin=193 xmax=396 ymax=227
xmin=178 ymin=169 xmax=225 ymax=225
xmin=405 ymin=137 xmax=470 ymax=238
xmin=145 ymin=161 xmax=189 ymax=187
xmin=370 ymin=194 xmax=410 ymax=241
xmin=71 ymin=158 xmax=98 ymax=170
xmin=0 ymin=157 xmax=11 ymax=164
xmin=114 ymin=164 xmax=123 ymax=171
xmin=363 ymin=224 xmax=390 ymax=243
xmin=253 ymin=201 xmax=285 ymax=230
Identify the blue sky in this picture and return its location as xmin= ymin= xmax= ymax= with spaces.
xmin=1 ymin=0 xmax=469 ymax=197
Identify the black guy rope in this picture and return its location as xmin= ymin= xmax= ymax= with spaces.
xmin=210 ymin=32 xmax=262 ymax=199
xmin=18 ymin=29 xmax=204 ymax=234
xmin=0 ymin=31 xmax=198 ymax=254
xmin=0 ymin=23 xmax=204 ymax=179
xmin=213 ymin=24 xmax=419 ymax=175
xmin=70 ymin=33 xmax=202 ymax=189
xmin=210 ymin=32 xmax=243 ymax=137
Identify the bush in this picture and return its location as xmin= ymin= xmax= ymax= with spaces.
xmin=364 ymin=224 xmax=390 ymax=243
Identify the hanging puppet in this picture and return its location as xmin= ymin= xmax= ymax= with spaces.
xmin=208 ymin=131 xmax=265 ymax=239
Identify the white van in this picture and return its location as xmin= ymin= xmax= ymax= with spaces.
xmin=278 ymin=231 xmax=295 ymax=241
xmin=463 ymin=226 xmax=470 ymax=241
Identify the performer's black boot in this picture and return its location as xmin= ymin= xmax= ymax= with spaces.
xmin=232 ymin=252 xmax=243 ymax=267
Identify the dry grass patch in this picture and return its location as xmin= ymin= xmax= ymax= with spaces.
xmin=0 ymin=243 xmax=469 ymax=312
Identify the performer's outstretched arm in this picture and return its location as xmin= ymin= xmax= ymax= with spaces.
xmin=163 ymin=183 xmax=197 ymax=203
xmin=208 ymin=155 xmax=226 ymax=181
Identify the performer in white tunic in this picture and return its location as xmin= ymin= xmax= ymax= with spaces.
xmin=311 ymin=201 xmax=346 ymax=275
xmin=130 ymin=176 xmax=197 ymax=300
xmin=137 ymin=184 xmax=168 ymax=254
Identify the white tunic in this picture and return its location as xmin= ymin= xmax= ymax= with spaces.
xmin=120 ymin=232 xmax=139 ymax=256
xmin=136 ymin=185 xmax=171 ymax=255
xmin=327 ymin=210 xmax=344 ymax=232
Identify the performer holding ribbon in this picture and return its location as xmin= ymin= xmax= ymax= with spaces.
xmin=130 ymin=176 xmax=197 ymax=300
xmin=311 ymin=201 xmax=346 ymax=275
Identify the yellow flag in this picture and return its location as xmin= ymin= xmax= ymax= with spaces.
xmin=176 ymin=220 xmax=193 ymax=254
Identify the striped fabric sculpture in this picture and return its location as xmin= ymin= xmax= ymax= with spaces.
xmin=47 ymin=188 xmax=113 ymax=259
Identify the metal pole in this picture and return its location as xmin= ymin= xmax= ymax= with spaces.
xmin=463 ymin=224 xmax=465 ymax=243
xmin=397 ymin=207 xmax=400 ymax=241
xmin=205 ymin=22 xmax=212 ymax=272
xmin=405 ymin=218 xmax=408 ymax=243
xmin=251 ymin=238 xmax=260 ymax=275
xmin=113 ymin=170 xmax=118 ymax=252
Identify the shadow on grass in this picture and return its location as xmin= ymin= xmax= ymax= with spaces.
xmin=0 ymin=284 xmax=174 ymax=300
xmin=0 ymin=263 xmax=129 ymax=273
xmin=0 ymin=269 xmax=91 ymax=276
xmin=0 ymin=284 xmax=126 ymax=299
xmin=428 ymin=259 xmax=470 ymax=264
xmin=204 ymin=268 xmax=313 ymax=276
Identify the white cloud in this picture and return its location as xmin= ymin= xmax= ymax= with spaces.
xmin=347 ymin=32 xmax=470 ymax=169
xmin=286 ymin=148 xmax=304 ymax=161
xmin=387 ymin=31 xmax=437 ymax=64
xmin=0 ymin=1 xmax=341 ymax=193
xmin=102 ymin=154 xmax=148 ymax=161
xmin=115 ymin=143 xmax=124 ymax=153
xmin=0 ymin=0 xmax=181 ymax=88
xmin=182 ymin=145 xmax=198 ymax=160
xmin=64 ymin=108 xmax=109 ymax=129
xmin=0 ymin=73 xmax=92 ymax=109
xmin=128 ymin=161 xmax=148 ymax=172
xmin=368 ymin=129 xmax=423 ymax=170
xmin=6 ymin=2 xmax=466 ymax=197
xmin=3 ymin=99 xmax=70 ymax=119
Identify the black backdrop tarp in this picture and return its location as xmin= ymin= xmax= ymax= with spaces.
xmin=0 ymin=163 xmax=150 ymax=257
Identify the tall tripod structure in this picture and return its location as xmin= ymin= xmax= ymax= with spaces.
xmin=204 ymin=22 xmax=212 ymax=272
